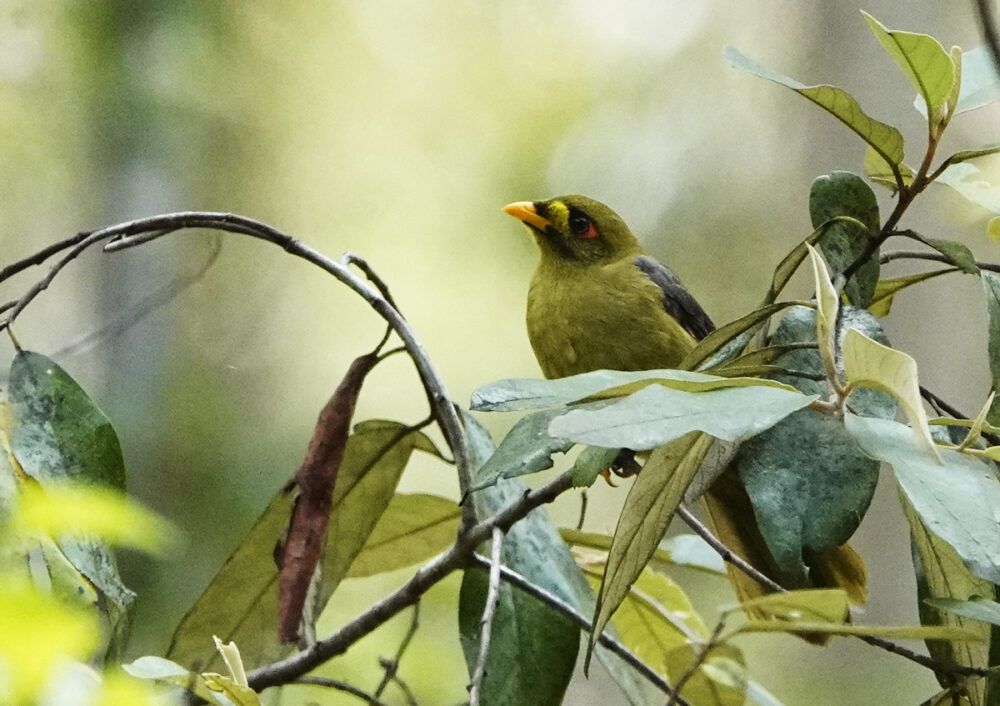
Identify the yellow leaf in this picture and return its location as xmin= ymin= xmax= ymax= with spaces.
xmin=842 ymin=328 xmax=941 ymax=461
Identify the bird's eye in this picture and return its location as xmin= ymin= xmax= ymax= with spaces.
xmin=568 ymin=213 xmax=594 ymax=237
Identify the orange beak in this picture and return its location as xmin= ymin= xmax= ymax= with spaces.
xmin=503 ymin=201 xmax=551 ymax=232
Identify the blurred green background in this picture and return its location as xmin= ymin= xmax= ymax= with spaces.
xmin=2 ymin=1 xmax=998 ymax=703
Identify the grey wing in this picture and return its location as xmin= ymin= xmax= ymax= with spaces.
xmin=635 ymin=255 xmax=715 ymax=341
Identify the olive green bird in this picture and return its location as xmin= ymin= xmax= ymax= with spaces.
xmin=504 ymin=195 xmax=867 ymax=613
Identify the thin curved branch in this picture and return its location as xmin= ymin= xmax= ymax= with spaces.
xmin=0 ymin=212 xmax=471 ymax=512
xmin=468 ymin=527 xmax=504 ymax=706
xmin=293 ymin=676 xmax=392 ymax=705
xmin=880 ymin=250 xmax=1000 ymax=273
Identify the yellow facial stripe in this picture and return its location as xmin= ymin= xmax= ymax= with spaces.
xmin=546 ymin=200 xmax=570 ymax=233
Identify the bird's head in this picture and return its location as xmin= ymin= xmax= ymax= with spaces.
xmin=503 ymin=195 xmax=641 ymax=266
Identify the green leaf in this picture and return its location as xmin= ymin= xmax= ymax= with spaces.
xmin=5 ymin=351 xmax=136 ymax=661
xmin=869 ymin=270 xmax=956 ymax=317
xmin=569 ymin=446 xmax=620 ymax=488
xmin=990 ymin=217 xmax=1000 ymax=242
xmin=806 ymin=244 xmax=839 ymax=368
xmin=548 ymin=383 xmax=813 ymax=450
xmin=345 ymin=493 xmax=461 ymax=578
xmin=982 ymin=273 xmax=1000 ymax=426
xmin=905 ymin=498 xmax=995 ymax=706
xmin=809 ymin=172 xmax=881 ymax=307
xmin=937 ymin=162 xmax=1000 ymax=215
xmin=842 ymin=329 xmax=940 ymax=461
xmin=167 ymin=421 xmax=432 ymax=672
xmin=926 ymin=597 xmax=1000 ymax=627
xmin=724 ymin=46 xmax=905 ymax=168
xmin=459 ymin=411 xmax=651 ymax=705
xmin=684 ymin=303 xmax=806 ymax=369
xmin=459 ymin=567 xmax=578 ymax=706
xmin=734 ymin=589 xmax=849 ymax=624
xmin=846 ymin=414 xmax=1000 ymax=585
xmin=862 ymin=12 xmax=955 ymax=119
xmin=472 ymin=368 xmax=795 ymax=413
xmin=864 ymin=146 xmax=914 ymax=192
xmin=469 ymin=409 xmax=573 ymax=492
xmin=907 ymin=233 xmax=979 ymax=274
xmin=8 ymin=350 xmax=125 ymax=489
xmin=942 ymin=143 xmax=1000 ymax=168
xmin=560 ymin=529 xmax=726 ymax=574
xmin=124 ymin=657 xmax=228 ymax=705
xmin=588 ymin=433 xmax=715 ymax=662
xmin=955 ymin=46 xmax=1000 ymax=114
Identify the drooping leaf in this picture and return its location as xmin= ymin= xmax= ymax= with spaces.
xmin=459 ymin=566 xmax=578 ymax=706
xmin=940 ymin=143 xmax=1000 ymax=169
xmin=724 ymin=46 xmax=905 ymax=168
xmin=167 ymin=421 xmax=434 ymax=672
xmin=277 ymin=352 xmax=380 ymax=643
xmin=842 ymin=329 xmax=940 ymax=461
xmin=905 ymin=233 xmax=979 ymax=274
xmin=983 ymin=273 xmax=1000 ymax=427
xmin=905 ymin=497 xmax=995 ymax=706
xmin=869 ymin=270 xmax=957 ymax=317
xmin=862 ymin=12 xmax=955 ymax=122
xmin=847 ymin=414 xmax=1000 ymax=585
xmin=809 ymin=173 xmax=881 ymax=307
xmin=925 ymin=597 xmax=1000 ymax=627
xmin=588 ymin=433 xmax=715 ymax=662
xmin=954 ymin=46 xmax=1000 ymax=114
xmin=737 ymin=307 xmax=892 ymax=586
xmin=937 ymin=162 xmax=1000 ymax=215
xmin=735 ymin=589 xmax=849 ymax=624
xmin=548 ymin=382 xmax=813 ymax=450
xmin=345 ymin=493 xmax=461 ymax=578
xmin=468 ymin=409 xmax=573 ymax=492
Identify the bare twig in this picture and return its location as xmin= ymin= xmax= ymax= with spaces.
xmin=0 ymin=212 xmax=472 ymax=524
xmin=371 ymin=602 xmax=420 ymax=704
xmin=468 ymin=527 xmax=504 ymax=705
xmin=880 ymin=250 xmax=1000 ymax=273
xmin=676 ymin=507 xmax=991 ymax=679
xmin=975 ymin=0 xmax=1000 ymax=75
xmin=247 ymin=471 xmax=575 ymax=691
xmin=294 ymin=676 xmax=392 ymax=706
xmin=0 ymin=230 xmax=94 ymax=282
xmin=466 ymin=556 xmax=690 ymax=705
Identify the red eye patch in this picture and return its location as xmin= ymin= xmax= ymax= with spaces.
xmin=580 ymin=222 xmax=599 ymax=239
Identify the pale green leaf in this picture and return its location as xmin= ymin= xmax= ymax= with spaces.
xmin=842 ymin=329 xmax=940 ymax=461
xmin=925 ymin=596 xmax=1000 ymax=626
xmin=846 ymin=414 xmax=1000 ymax=585
xmin=740 ymin=621 xmax=980 ymax=640
xmin=806 ymin=244 xmax=838 ymax=361
xmin=937 ymin=162 xmax=1000 ymax=215
xmin=734 ymin=589 xmax=849 ymax=624
xmin=469 ymin=409 xmax=572 ymax=491
xmin=682 ymin=302 xmax=805 ymax=368
xmin=864 ymin=146 xmax=914 ymax=192
xmin=569 ymin=445 xmax=620 ymax=488
xmin=869 ymin=270 xmax=956 ymax=317
xmin=724 ymin=45 xmax=904 ymax=167
xmin=989 ymin=217 xmax=1000 ymax=242
xmin=982 ymin=273 xmax=1000 ymax=426
xmin=955 ymin=46 xmax=1000 ymax=114
xmin=863 ymin=12 xmax=955 ymax=118
xmin=560 ymin=529 xmax=726 ymax=574
xmin=589 ymin=433 xmax=714 ymax=659
xmin=345 ymin=493 xmax=460 ymax=578
xmin=548 ymin=382 xmax=814 ymax=449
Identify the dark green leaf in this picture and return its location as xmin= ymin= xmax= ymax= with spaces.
xmin=738 ymin=307 xmax=893 ymax=586
xmin=548 ymin=379 xmax=813 ymax=449
xmin=459 ymin=412 xmax=651 ymax=705
xmin=569 ymin=446 xmax=620 ymax=488
xmin=724 ymin=46 xmax=905 ymax=168
xmin=167 ymin=421 xmax=432 ymax=672
xmin=809 ymin=172 xmax=880 ymax=307
xmin=8 ymin=350 xmax=125 ymax=489
xmin=907 ymin=234 xmax=978 ymax=274
xmin=469 ymin=409 xmax=573 ymax=492
xmin=681 ymin=302 xmax=804 ymax=369
xmin=459 ymin=567 xmax=579 ymax=706
xmin=847 ymin=414 xmax=1000 ymax=585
